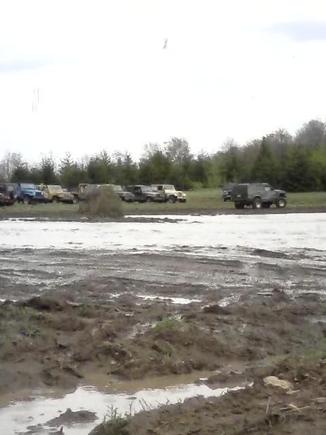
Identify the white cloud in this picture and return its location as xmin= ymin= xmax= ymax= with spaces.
xmin=1 ymin=0 xmax=326 ymax=161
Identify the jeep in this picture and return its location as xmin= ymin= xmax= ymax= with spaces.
xmin=0 ymin=183 xmax=15 ymax=206
xmin=69 ymin=183 xmax=99 ymax=202
xmin=222 ymin=183 xmax=236 ymax=202
xmin=232 ymin=183 xmax=287 ymax=209
xmin=16 ymin=183 xmax=46 ymax=204
xmin=151 ymin=184 xmax=187 ymax=203
xmin=126 ymin=185 xmax=165 ymax=202
xmin=107 ymin=184 xmax=135 ymax=202
xmin=40 ymin=185 xmax=76 ymax=204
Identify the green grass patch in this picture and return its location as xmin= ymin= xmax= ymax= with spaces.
xmin=0 ymin=189 xmax=325 ymax=218
xmin=0 ymin=202 xmax=79 ymax=219
xmin=89 ymin=406 xmax=130 ymax=435
xmin=287 ymin=191 xmax=326 ymax=208
xmin=152 ymin=318 xmax=186 ymax=334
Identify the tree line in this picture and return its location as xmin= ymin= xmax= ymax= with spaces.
xmin=1 ymin=119 xmax=326 ymax=192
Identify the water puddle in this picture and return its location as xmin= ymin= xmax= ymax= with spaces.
xmin=308 ymin=316 xmax=326 ymax=324
xmin=0 ymin=381 xmax=245 ymax=435
xmin=136 ymin=294 xmax=202 ymax=304
xmin=218 ymin=294 xmax=241 ymax=307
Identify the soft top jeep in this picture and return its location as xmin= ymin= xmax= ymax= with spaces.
xmin=231 ymin=183 xmax=287 ymax=209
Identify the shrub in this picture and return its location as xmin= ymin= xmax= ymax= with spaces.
xmin=152 ymin=318 xmax=185 ymax=334
xmin=89 ymin=418 xmax=129 ymax=435
xmin=79 ymin=186 xmax=123 ymax=218
xmin=89 ymin=407 xmax=129 ymax=435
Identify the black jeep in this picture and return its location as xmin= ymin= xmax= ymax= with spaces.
xmin=126 ymin=185 xmax=165 ymax=202
xmin=108 ymin=184 xmax=135 ymax=202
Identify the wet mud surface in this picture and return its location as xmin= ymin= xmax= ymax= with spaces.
xmin=1 ymin=215 xmax=326 ymax=434
xmin=1 ymin=205 xmax=326 ymax=222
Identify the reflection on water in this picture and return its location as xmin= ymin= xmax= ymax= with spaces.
xmin=0 ymin=381 xmax=245 ymax=435
xmin=136 ymin=294 xmax=201 ymax=304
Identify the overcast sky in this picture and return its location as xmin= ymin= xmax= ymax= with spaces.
xmin=1 ymin=0 xmax=326 ymax=162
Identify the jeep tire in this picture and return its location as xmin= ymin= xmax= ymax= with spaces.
xmin=235 ymin=202 xmax=244 ymax=209
xmin=276 ymin=198 xmax=287 ymax=208
xmin=252 ymin=197 xmax=262 ymax=209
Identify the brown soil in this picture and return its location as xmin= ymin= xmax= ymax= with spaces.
xmin=1 ymin=291 xmax=326 ymax=404
xmin=100 ymin=357 xmax=326 ymax=435
xmin=1 ymin=247 xmax=326 ymax=434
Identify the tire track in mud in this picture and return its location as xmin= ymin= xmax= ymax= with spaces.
xmin=1 ymin=248 xmax=326 ymax=303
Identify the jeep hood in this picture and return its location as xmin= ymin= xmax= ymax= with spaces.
xmin=274 ymin=189 xmax=286 ymax=195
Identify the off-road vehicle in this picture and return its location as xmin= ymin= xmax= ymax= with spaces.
xmin=222 ymin=183 xmax=236 ymax=201
xmin=151 ymin=184 xmax=187 ymax=203
xmin=16 ymin=183 xmax=46 ymax=204
xmin=40 ymin=185 xmax=76 ymax=204
xmin=107 ymin=184 xmax=135 ymax=202
xmin=127 ymin=185 xmax=165 ymax=202
xmin=0 ymin=183 xmax=15 ymax=206
xmin=232 ymin=183 xmax=287 ymax=209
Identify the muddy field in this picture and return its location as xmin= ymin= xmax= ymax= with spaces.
xmin=1 ymin=214 xmax=326 ymax=434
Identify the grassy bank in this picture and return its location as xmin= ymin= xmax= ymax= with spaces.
xmin=0 ymin=189 xmax=326 ymax=219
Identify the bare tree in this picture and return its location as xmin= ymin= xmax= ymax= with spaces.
xmin=0 ymin=152 xmax=24 ymax=181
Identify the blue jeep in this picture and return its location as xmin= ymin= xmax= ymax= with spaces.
xmin=16 ymin=183 xmax=46 ymax=204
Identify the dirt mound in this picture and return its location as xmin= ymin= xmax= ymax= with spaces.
xmin=20 ymin=296 xmax=69 ymax=311
xmin=91 ymin=358 xmax=326 ymax=435
xmin=202 ymin=303 xmax=231 ymax=314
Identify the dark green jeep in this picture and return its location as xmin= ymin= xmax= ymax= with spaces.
xmin=232 ymin=183 xmax=287 ymax=209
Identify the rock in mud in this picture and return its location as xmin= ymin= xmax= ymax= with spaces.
xmin=271 ymin=288 xmax=290 ymax=302
xmin=263 ymin=375 xmax=293 ymax=391
xmin=21 ymin=296 xmax=68 ymax=312
xmin=46 ymin=408 xmax=97 ymax=427
xmin=202 ymin=304 xmax=230 ymax=315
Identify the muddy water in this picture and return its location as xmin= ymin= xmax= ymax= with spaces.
xmin=1 ymin=213 xmax=326 ymax=254
xmin=0 ymin=379 xmax=244 ymax=434
xmin=135 ymin=294 xmax=202 ymax=304
xmin=1 ymin=213 xmax=326 ymax=303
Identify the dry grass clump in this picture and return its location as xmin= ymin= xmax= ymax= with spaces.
xmin=79 ymin=186 xmax=123 ymax=218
